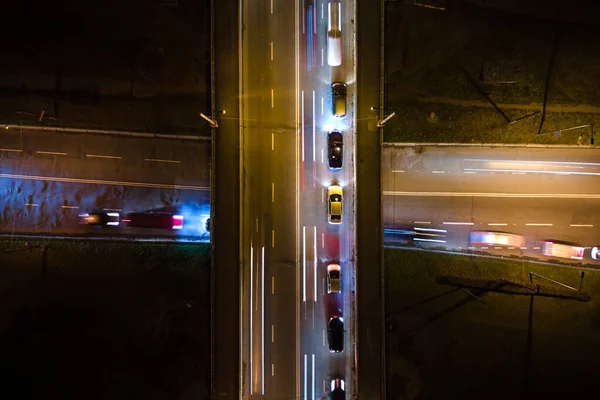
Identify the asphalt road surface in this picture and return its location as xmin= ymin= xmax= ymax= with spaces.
xmin=0 ymin=128 xmax=210 ymax=238
xmin=383 ymin=145 xmax=600 ymax=266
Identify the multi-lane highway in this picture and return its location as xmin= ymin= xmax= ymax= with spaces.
xmin=383 ymin=145 xmax=600 ymax=265
xmin=0 ymin=128 xmax=210 ymax=238
xmin=239 ymin=0 xmax=356 ymax=398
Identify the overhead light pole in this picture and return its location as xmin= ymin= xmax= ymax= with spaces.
xmin=200 ymin=112 xmax=219 ymax=128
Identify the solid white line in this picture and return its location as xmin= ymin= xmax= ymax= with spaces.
xmin=384 ymin=190 xmax=600 ymax=199
xmin=272 ymin=182 xmax=275 ymax=202
xmin=271 ymin=89 xmax=274 ymax=108
xmin=525 ymin=223 xmax=553 ymax=227
xmin=86 ymin=154 xmax=122 ymax=160
xmin=250 ymin=245 xmax=253 ymax=394
xmin=61 ymin=205 xmax=78 ymax=209
xmin=570 ymin=224 xmax=593 ymax=227
xmin=303 ymin=226 xmax=306 ymax=302
xmin=443 ymin=221 xmax=474 ymax=226
xmin=272 ymin=133 xmax=275 ymax=150
xmin=272 ymin=324 xmax=275 ymax=343
xmin=392 ymin=170 xmax=405 ymax=173
xmin=321 ymin=97 xmax=324 ymax=115
xmin=312 ymin=354 xmax=315 ymax=400
xmin=0 ymin=172 xmax=208 ymax=191
xmin=0 ymin=148 xmax=22 ymax=152
xmin=270 ymin=42 xmax=274 ymax=61
xmin=313 ymin=226 xmax=317 ymax=302
xmin=464 ymin=167 xmax=600 ymax=177
xmin=37 ymin=151 xmax=67 ymax=156
xmin=312 ymin=91 xmax=316 ymax=162
xmin=261 ymin=246 xmax=265 ymax=395
xmin=414 ymin=227 xmax=447 ymax=233
xmin=464 ymin=158 xmax=600 ymax=167
xmin=25 ymin=203 xmax=39 ymax=207
xmin=272 ymin=276 xmax=275 ymax=294
xmin=144 ymin=158 xmax=181 ymax=164
xmin=488 ymin=223 xmax=507 ymax=226
xmin=302 ymin=91 xmax=305 ymax=162
xmin=414 ymin=238 xmax=446 ymax=243
xmin=304 ymin=354 xmax=307 ymax=399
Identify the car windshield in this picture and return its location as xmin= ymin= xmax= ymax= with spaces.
xmin=329 ymin=270 xmax=340 ymax=279
xmin=330 ymin=194 xmax=341 ymax=202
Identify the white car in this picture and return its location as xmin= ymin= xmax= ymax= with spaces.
xmin=591 ymin=247 xmax=600 ymax=260
xmin=327 ymin=185 xmax=343 ymax=224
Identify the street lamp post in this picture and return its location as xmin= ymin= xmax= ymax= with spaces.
xmin=200 ymin=112 xmax=219 ymax=128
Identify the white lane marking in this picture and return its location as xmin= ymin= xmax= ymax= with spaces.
xmin=463 ymin=171 xmax=476 ymax=174
xmin=525 ymin=223 xmax=553 ymax=227
xmin=392 ymin=170 xmax=405 ymax=173
xmin=323 ymin=380 xmax=327 ymax=395
xmin=0 ymin=173 xmax=207 ymax=191
xmin=571 ymin=224 xmax=593 ymax=227
xmin=432 ymin=170 xmax=446 ymax=174
xmin=322 ymin=277 xmax=325 ymax=296
xmin=272 ymin=363 xmax=275 ymax=376
xmin=443 ymin=222 xmax=474 ymax=226
xmin=321 ymin=148 xmax=324 ymax=164
xmin=312 ymin=354 xmax=315 ymax=400
xmin=321 ymin=2 xmax=324 ymax=18
xmin=86 ymin=154 xmax=122 ymax=160
xmin=302 ymin=91 xmax=305 ymax=163
xmin=321 ymin=232 xmax=324 ymax=248
xmin=270 ymin=42 xmax=274 ymax=61
xmin=272 ymin=182 xmax=275 ymax=202
xmin=144 ymin=158 xmax=181 ymax=164
xmin=384 ymin=191 xmax=600 ymax=200
xmin=481 ymin=246 xmax=488 ymax=250
xmin=61 ymin=205 xmax=78 ymax=209
xmin=488 ymin=223 xmax=507 ymax=226
xmin=533 ymin=246 xmax=541 ymax=250
xmin=261 ymin=246 xmax=265 ymax=395
xmin=272 ymin=276 xmax=275 ymax=294
xmin=468 ymin=246 xmax=476 ymax=250
xmin=495 ymin=247 xmax=502 ymax=249
xmin=250 ymin=245 xmax=254 ymax=394
xmin=271 ymin=89 xmax=274 ymax=108
xmin=321 ymin=48 xmax=324 ymax=66
xmin=270 ymin=0 xmax=273 ymax=14
xmin=304 ymin=354 xmax=307 ymax=399
xmin=313 ymin=226 xmax=317 ymax=302
xmin=321 ymin=188 xmax=325 ymax=203
xmin=520 ymin=247 xmax=528 ymax=250
xmin=512 ymin=172 xmax=526 ymax=175
xmin=414 ymin=221 xmax=430 ymax=224
xmin=323 ymin=329 xmax=326 ymax=346
xmin=272 ymin=230 xmax=275 ymax=247
xmin=25 ymin=203 xmax=39 ymax=207
xmin=103 ymin=208 xmax=122 ymax=211
xmin=465 ymin=167 xmax=600 ymax=177
xmin=303 ymin=226 xmax=306 ymax=302
xmin=256 ymin=218 xmax=259 ymax=232
xmin=37 ymin=151 xmax=67 ymax=156
xmin=0 ymin=148 xmax=22 ymax=152
xmin=272 ymin=133 xmax=275 ymax=150
xmin=312 ymin=91 xmax=316 ymax=162
xmin=508 ymin=247 xmax=515 ymax=249
xmin=321 ymin=97 xmax=324 ymax=115
xmin=272 ymin=324 xmax=275 ymax=342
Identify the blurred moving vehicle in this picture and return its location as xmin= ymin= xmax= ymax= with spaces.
xmin=469 ymin=231 xmax=525 ymax=247
xmin=592 ymin=246 xmax=600 ymax=260
xmin=327 ymin=184 xmax=343 ymax=224
xmin=205 ymin=217 xmax=211 ymax=232
xmin=331 ymin=82 xmax=347 ymax=119
xmin=328 ymin=130 xmax=343 ymax=170
xmin=327 ymin=1 xmax=342 ymax=66
xmin=541 ymin=240 xmax=584 ymax=260
xmin=330 ymin=378 xmax=345 ymax=400
xmin=78 ymin=211 xmax=120 ymax=226
xmin=327 ymin=316 xmax=344 ymax=353
xmin=327 ymin=264 xmax=341 ymax=293
xmin=123 ymin=211 xmax=184 ymax=230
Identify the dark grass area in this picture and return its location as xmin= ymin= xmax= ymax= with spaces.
xmin=0 ymin=0 xmax=210 ymax=134
xmin=384 ymin=0 xmax=600 ymax=144
xmin=0 ymin=239 xmax=210 ymax=399
xmin=385 ymin=248 xmax=600 ymax=399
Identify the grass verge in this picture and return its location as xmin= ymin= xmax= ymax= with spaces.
xmin=0 ymin=239 xmax=210 ymax=399
xmin=386 ymin=248 xmax=600 ymax=399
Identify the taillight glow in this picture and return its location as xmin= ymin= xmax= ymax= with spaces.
xmin=172 ymin=215 xmax=184 ymax=230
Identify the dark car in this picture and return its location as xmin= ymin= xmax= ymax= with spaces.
xmin=330 ymin=378 xmax=345 ymax=400
xmin=328 ymin=130 xmax=343 ymax=170
xmin=78 ymin=211 xmax=120 ymax=226
xmin=327 ymin=316 xmax=344 ymax=353
xmin=123 ymin=211 xmax=184 ymax=230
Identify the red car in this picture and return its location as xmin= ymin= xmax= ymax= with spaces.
xmin=122 ymin=212 xmax=184 ymax=230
